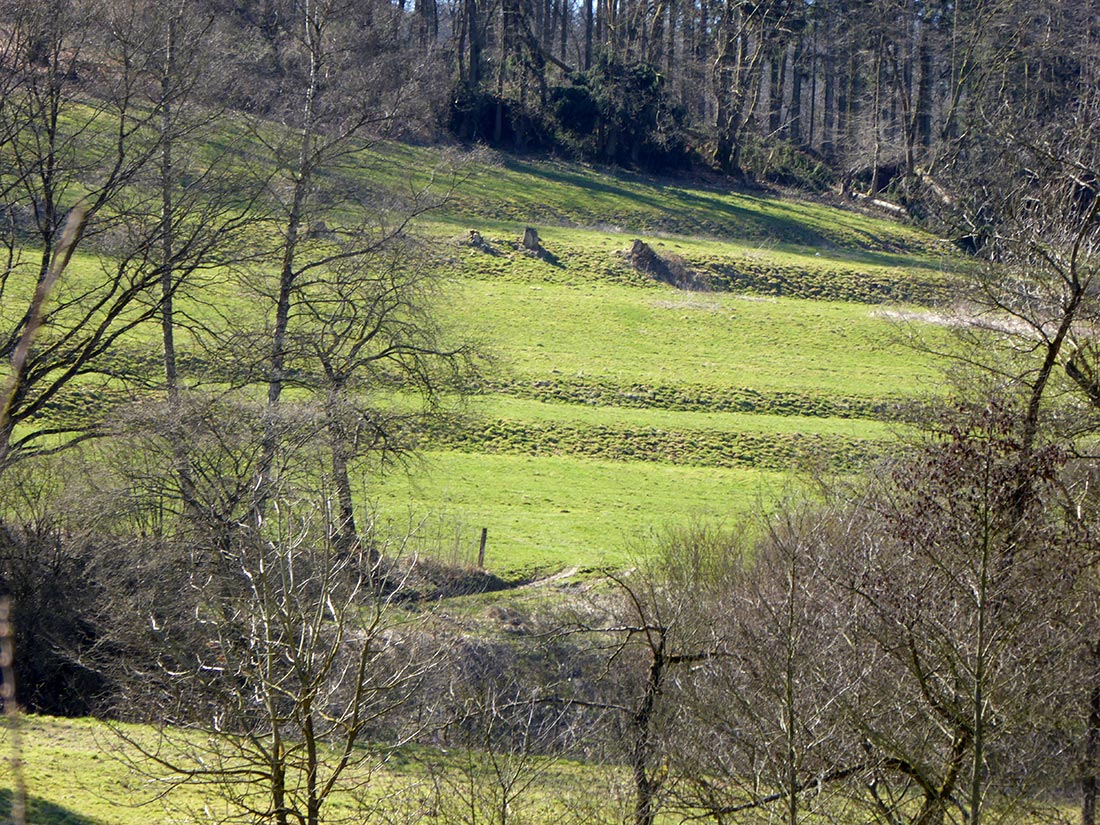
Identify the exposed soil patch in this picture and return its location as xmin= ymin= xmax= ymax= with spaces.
xmin=873 ymin=306 xmax=1034 ymax=335
xmin=513 ymin=565 xmax=582 ymax=589
xmin=622 ymin=239 xmax=710 ymax=290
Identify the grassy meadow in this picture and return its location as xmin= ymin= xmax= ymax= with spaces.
xmin=5 ymin=140 xmax=957 ymax=577
xmin=3 ymin=130 xmax=967 ymax=809
xmin=337 ymin=148 xmax=959 ymax=576
xmin=372 ymin=451 xmax=785 ymax=574
xmin=0 ymin=715 xmax=633 ymax=824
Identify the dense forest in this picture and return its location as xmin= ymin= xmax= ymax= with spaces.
xmin=3 ymin=1 xmax=1100 ymax=824
xmin=438 ymin=0 xmax=1100 ymax=189
xmin=137 ymin=0 xmax=1092 ymax=203
xmin=35 ymin=0 xmax=1096 ymax=187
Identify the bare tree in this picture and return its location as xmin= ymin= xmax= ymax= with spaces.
xmin=826 ymin=403 xmax=1090 ymax=825
xmin=932 ymin=102 xmax=1100 ymax=824
xmin=562 ymin=528 xmax=740 ymax=825
xmin=112 ymin=500 xmax=439 ymax=825
xmin=0 ymin=0 xmax=251 ymax=469
xmin=942 ymin=117 xmax=1100 ymax=458
xmin=234 ymin=0 xmax=466 ymax=535
xmin=667 ymin=508 xmax=866 ymax=824
xmin=710 ymin=0 xmax=789 ymax=178
xmin=427 ymin=664 xmax=578 ymax=825
xmin=266 ymin=209 xmax=479 ymax=555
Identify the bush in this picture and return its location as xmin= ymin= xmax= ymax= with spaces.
xmin=550 ymin=81 xmax=600 ymax=140
xmin=743 ymin=139 xmax=835 ymax=191
xmin=449 ymin=88 xmax=554 ymax=151
xmin=450 ymin=56 xmax=693 ymax=173
xmin=0 ymin=517 xmax=110 ymax=716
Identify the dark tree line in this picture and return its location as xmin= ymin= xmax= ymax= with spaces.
xmin=433 ymin=0 xmax=1100 ymax=189
xmin=4 ymin=0 xmax=1091 ymax=188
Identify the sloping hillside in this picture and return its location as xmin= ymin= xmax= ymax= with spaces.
xmin=366 ymin=148 xmax=961 ymax=575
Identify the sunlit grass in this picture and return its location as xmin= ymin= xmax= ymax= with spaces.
xmin=371 ymin=450 xmax=788 ymax=576
xmin=449 ymin=278 xmax=948 ymax=399
xmin=1 ymin=714 xmax=650 ymax=825
xmin=368 ymin=144 xmax=945 ymax=253
xmin=2 ymin=132 xmax=960 ymax=579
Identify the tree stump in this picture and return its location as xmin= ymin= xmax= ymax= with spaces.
xmin=625 ymin=238 xmax=708 ymax=290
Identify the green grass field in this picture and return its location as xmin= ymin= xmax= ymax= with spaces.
xmin=381 ymin=277 xmax=937 ymax=574
xmin=4 ymin=134 xmax=962 ymax=577
xmin=372 ymin=451 xmax=787 ymax=576
xmin=3 ymin=712 xmax=1069 ymax=825
xmin=449 ymin=279 xmax=946 ymax=396
xmin=363 ymin=143 xmax=944 ymax=253
xmin=369 ymin=170 xmax=956 ymax=574
xmin=1 ymin=715 xmax=627 ymax=824
xmin=8 ymin=701 xmax=706 ymax=825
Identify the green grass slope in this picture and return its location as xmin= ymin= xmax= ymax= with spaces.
xmin=6 ymin=135 xmax=960 ymax=576
xmin=371 ymin=144 xmax=942 ymax=253
xmin=0 ymin=715 xmax=639 ymax=824
xmin=353 ymin=147 xmax=961 ymax=576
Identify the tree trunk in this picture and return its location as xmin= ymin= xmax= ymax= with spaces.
xmin=467 ymin=0 xmax=482 ymax=88
xmin=711 ymin=1 xmax=737 ymax=173
xmin=788 ymin=46 xmax=803 ymax=146
xmin=916 ymin=31 xmax=932 ymax=150
xmin=769 ymin=52 xmax=784 ymax=136
xmin=822 ymin=61 xmax=835 ymax=160
xmin=157 ymin=14 xmax=202 ymax=522
xmin=305 ymin=702 xmax=321 ymax=825
xmin=1082 ymin=647 xmax=1100 ymax=825
xmin=414 ymin=0 xmax=437 ymax=47
xmin=913 ymin=728 xmax=971 ymax=825
xmin=257 ymin=4 xmax=322 ymax=520
xmin=326 ymin=390 xmax=359 ymax=555
xmin=559 ymin=0 xmax=568 ymax=62
xmin=632 ymin=635 xmax=665 ymax=825
xmin=159 ymin=16 xmax=178 ymax=403
xmin=272 ymin=733 xmax=289 ymax=825
xmin=841 ymin=50 xmax=858 ymax=158
xmin=783 ymin=548 xmax=799 ymax=825
xmin=584 ymin=0 xmax=593 ymax=69
xmin=869 ymin=41 xmax=884 ymax=197
xmin=494 ymin=1 xmax=506 ymax=144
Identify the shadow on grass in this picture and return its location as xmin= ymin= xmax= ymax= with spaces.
xmin=503 ymin=158 xmax=846 ymax=247
xmin=501 ymin=157 xmax=953 ymax=259
xmin=0 ymin=789 xmax=103 ymax=825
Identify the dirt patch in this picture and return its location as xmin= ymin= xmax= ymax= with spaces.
xmin=513 ymin=565 xmax=582 ymax=589
xmin=622 ymin=239 xmax=709 ymax=290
